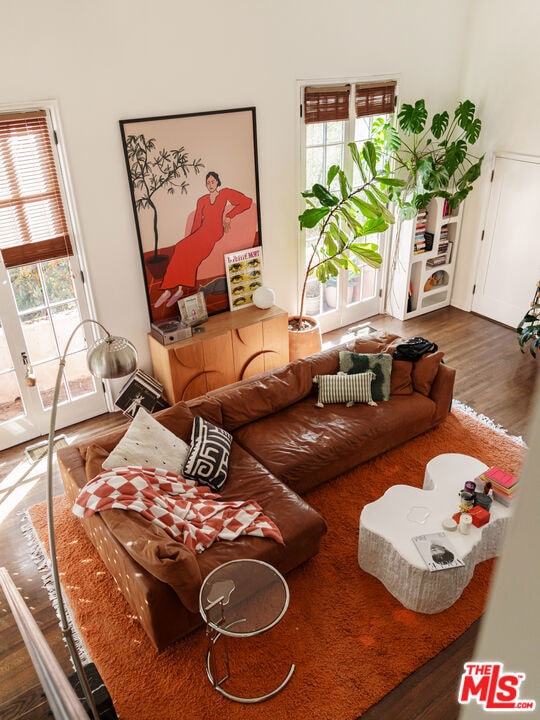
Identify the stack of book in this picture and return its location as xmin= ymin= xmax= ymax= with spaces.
xmin=476 ymin=466 xmax=519 ymax=507
xmin=413 ymin=209 xmax=428 ymax=254
xmin=438 ymin=224 xmax=449 ymax=255
xmin=115 ymin=369 xmax=165 ymax=418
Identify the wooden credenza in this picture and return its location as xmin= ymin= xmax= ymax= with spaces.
xmin=148 ymin=305 xmax=289 ymax=403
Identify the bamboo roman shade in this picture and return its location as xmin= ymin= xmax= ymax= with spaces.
xmin=304 ymin=85 xmax=351 ymax=124
xmin=355 ymin=81 xmax=396 ymax=118
xmin=0 ymin=110 xmax=72 ymax=269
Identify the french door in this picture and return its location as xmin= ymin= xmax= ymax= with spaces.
xmin=300 ymin=81 xmax=395 ymax=334
xmin=0 ymin=106 xmax=107 ymax=451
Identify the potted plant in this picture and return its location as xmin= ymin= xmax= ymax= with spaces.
xmin=373 ymin=99 xmax=484 ymax=218
xmin=517 ymin=282 xmax=540 ymax=358
xmin=290 ymin=140 xmax=403 ymax=359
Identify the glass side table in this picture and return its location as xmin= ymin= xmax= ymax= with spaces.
xmin=199 ymin=558 xmax=295 ymax=703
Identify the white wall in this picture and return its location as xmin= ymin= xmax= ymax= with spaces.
xmin=452 ymin=0 xmax=540 ymax=311
xmin=0 ymin=0 xmax=468 ymax=371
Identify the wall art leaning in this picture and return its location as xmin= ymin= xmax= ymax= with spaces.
xmin=119 ymin=107 xmax=262 ymax=325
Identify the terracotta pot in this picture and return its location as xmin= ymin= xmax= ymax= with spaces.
xmin=288 ymin=316 xmax=322 ymax=361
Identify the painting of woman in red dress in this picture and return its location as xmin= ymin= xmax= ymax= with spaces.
xmin=154 ymin=171 xmax=252 ymax=308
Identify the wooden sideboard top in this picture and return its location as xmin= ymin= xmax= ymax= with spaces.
xmin=148 ymin=305 xmax=288 ymax=351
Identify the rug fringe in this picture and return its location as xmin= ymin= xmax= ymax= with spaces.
xmin=452 ymin=399 xmax=527 ymax=447
xmin=20 ymin=510 xmax=91 ymax=666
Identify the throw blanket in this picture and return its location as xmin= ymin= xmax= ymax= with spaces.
xmin=73 ymin=466 xmax=283 ymax=554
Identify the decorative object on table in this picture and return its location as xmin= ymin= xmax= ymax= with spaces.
xmin=458 ymin=513 xmax=472 ymax=534
xmin=412 ymin=531 xmax=464 ymax=572
xmin=177 ymin=291 xmax=208 ymax=326
xmin=476 ymin=465 xmax=519 ymax=507
xmin=224 ymin=246 xmax=263 ymax=310
xmin=516 ymin=280 xmax=540 ymax=358
xmin=150 ymin=317 xmax=192 ymax=345
xmin=119 ymin=107 xmax=262 ymax=324
xmin=47 ymin=319 xmax=137 ymax=719
xmin=114 ymin=369 xmax=164 ymax=418
xmin=252 ymin=285 xmax=275 ymax=309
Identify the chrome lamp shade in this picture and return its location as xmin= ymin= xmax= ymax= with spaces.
xmin=87 ymin=335 xmax=138 ymax=379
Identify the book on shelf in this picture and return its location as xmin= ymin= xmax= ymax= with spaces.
xmin=114 ymin=369 xmax=164 ymax=418
xmin=426 ymin=255 xmax=447 ymax=267
xmin=412 ymin=531 xmax=465 ymax=572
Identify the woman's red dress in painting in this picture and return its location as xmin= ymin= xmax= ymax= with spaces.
xmin=161 ymin=188 xmax=252 ymax=289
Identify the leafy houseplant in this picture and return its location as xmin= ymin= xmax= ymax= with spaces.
xmin=373 ymin=99 xmax=484 ymax=219
xmin=292 ymin=140 xmax=403 ymax=331
xmin=517 ymin=282 xmax=540 ymax=358
xmin=125 ymin=134 xmax=204 ymax=277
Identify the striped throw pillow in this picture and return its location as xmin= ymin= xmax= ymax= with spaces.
xmin=314 ymin=371 xmax=376 ymax=407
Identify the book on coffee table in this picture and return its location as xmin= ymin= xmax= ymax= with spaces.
xmin=412 ymin=531 xmax=465 ymax=572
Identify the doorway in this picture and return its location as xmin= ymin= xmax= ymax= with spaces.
xmin=472 ymin=154 xmax=540 ymax=327
xmin=0 ymin=107 xmax=107 ymax=451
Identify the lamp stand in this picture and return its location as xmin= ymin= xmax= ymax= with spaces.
xmin=45 ymin=319 xmax=137 ymax=719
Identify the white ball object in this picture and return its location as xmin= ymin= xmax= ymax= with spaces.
xmin=252 ymin=286 xmax=275 ymax=309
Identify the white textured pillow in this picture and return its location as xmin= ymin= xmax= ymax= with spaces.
xmin=102 ymin=407 xmax=190 ymax=472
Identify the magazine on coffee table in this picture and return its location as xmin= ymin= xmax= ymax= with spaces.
xmin=412 ymin=531 xmax=465 ymax=572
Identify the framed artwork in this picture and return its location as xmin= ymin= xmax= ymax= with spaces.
xmin=119 ymin=107 xmax=262 ymax=325
xmin=224 ymin=246 xmax=263 ymax=310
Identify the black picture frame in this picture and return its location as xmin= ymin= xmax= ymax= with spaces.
xmin=119 ymin=107 xmax=262 ymax=326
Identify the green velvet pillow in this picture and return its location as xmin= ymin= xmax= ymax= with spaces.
xmin=339 ymin=351 xmax=392 ymax=402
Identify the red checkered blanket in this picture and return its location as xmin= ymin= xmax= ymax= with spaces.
xmin=72 ymin=466 xmax=283 ymax=554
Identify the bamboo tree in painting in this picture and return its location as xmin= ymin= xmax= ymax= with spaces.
xmin=125 ymin=134 xmax=204 ymax=269
xmin=295 ymin=140 xmax=404 ymax=329
xmin=373 ymin=99 xmax=484 ymax=219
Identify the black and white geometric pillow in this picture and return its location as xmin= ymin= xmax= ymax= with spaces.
xmin=183 ymin=416 xmax=233 ymax=491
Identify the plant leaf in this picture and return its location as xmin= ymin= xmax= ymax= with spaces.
xmin=311 ymin=183 xmax=339 ymax=207
xmin=465 ymin=117 xmax=482 ymax=144
xmin=362 ymin=141 xmax=377 ymax=175
xmin=398 ymin=100 xmax=428 ymax=134
xmin=455 ymin=100 xmax=476 ymax=129
xmin=431 ymin=111 xmax=449 ymax=139
xmin=299 ymin=206 xmax=330 ymax=228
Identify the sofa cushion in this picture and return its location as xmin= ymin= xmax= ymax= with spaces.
xmin=314 ymin=371 xmax=376 ymax=407
xmin=339 ymin=351 xmax=392 ymax=401
xmin=183 ymin=416 xmax=233 ymax=491
xmin=390 ymin=360 xmax=414 ymax=395
xmin=412 ymin=351 xmax=445 ymax=396
xmin=102 ymin=408 xmax=190 ymax=473
xmin=209 ymin=359 xmax=314 ymax=431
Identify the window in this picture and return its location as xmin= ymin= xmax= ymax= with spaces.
xmin=300 ymin=80 xmax=396 ymax=331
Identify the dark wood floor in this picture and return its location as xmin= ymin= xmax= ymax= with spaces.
xmin=0 ymin=307 xmax=536 ymax=720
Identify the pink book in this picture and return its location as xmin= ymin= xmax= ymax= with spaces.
xmin=482 ymin=466 xmax=517 ymax=490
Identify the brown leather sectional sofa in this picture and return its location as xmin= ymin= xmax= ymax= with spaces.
xmin=57 ymin=332 xmax=455 ymax=651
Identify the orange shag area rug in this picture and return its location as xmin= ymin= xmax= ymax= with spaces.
xmin=27 ymin=405 xmax=525 ymax=720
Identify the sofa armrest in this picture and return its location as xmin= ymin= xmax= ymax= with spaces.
xmin=429 ymin=362 xmax=456 ymax=423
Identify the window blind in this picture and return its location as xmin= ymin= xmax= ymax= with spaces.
xmin=355 ymin=81 xmax=397 ymax=118
xmin=304 ymin=85 xmax=351 ymax=124
xmin=0 ymin=110 xmax=72 ymax=269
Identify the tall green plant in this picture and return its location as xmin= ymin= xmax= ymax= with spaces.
xmin=373 ymin=99 xmax=484 ymax=219
xmin=295 ymin=141 xmax=404 ymax=328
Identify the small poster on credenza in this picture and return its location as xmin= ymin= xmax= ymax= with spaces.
xmin=224 ymin=246 xmax=263 ymax=310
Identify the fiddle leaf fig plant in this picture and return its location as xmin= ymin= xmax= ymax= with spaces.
xmin=373 ymin=99 xmax=484 ymax=219
xmin=293 ymin=140 xmax=404 ymax=330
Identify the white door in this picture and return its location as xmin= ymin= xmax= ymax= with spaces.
xmin=472 ymin=154 xmax=540 ymax=327
xmin=0 ymin=107 xmax=108 ymax=451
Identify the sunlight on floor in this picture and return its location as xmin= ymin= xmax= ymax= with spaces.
xmin=0 ymin=456 xmax=47 ymax=525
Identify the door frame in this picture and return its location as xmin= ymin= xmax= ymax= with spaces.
xmin=0 ymin=99 xmax=110 ymax=450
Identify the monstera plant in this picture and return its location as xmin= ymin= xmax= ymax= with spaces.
xmin=373 ymin=99 xmax=484 ymax=219
xmin=293 ymin=140 xmax=403 ymax=331
xmin=517 ymin=282 xmax=540 ymax=358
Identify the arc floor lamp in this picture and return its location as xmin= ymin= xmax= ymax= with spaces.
xmin=46 ymin=319 xmax=137 ymax=719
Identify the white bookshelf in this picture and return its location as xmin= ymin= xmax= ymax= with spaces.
xmin=387 ymin=197 xmax=463 ymax=320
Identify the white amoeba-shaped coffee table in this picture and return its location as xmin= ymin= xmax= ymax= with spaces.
xmin=358 ymin=453 xmax=513 ymax=613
